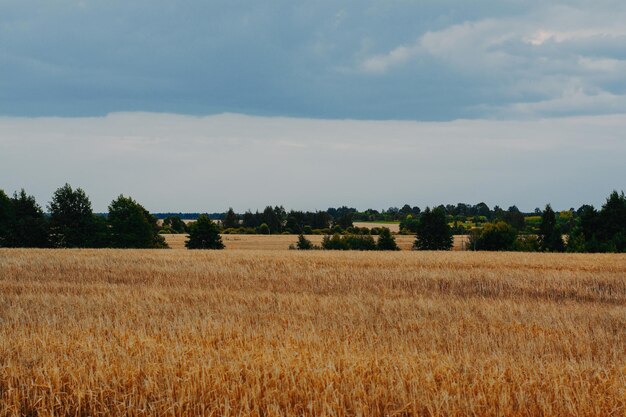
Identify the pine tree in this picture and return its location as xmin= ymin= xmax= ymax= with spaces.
xmin=185 ymin=214 xmax=224 ymax=249
xmin=413 ymin=207 xmax=453 ymax=250
xmin=7 ymin=189 xmax=49 ymax=247
xmin=377 ymin=227 xmax=399 ymax=251
xmin=0 ymin=190 xmax=14 ymax=247
xmin=222 ymin=208 xmax=239 ymax=229
xmin=296 ymin=234 xmax=313 ymax=250
xmin=538 ymin=204 xmax=564 ymax=252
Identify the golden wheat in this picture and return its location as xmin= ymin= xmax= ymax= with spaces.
xmin=0 ymin=249 xmax=625 ymax=416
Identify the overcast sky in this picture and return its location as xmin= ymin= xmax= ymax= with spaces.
xmin=1 ymin=1 xmax=625 ymax=211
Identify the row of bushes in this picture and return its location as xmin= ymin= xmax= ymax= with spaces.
xmin=221 ymin=225 xmax=388 ymax=236
xmin=291 ymin=228 xmax=400 ymax=251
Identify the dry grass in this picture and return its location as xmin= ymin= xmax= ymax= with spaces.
xmin=353 ymin=222 xmax=401 ymax=233
xmin=0 ymin=249 xmax=625 ymax=416
xmin=164 ymin=234 xmax=469 ymax=251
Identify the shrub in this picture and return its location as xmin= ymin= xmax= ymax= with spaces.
xmin=377 ymin=228 xmax=399 ymax=251
xmin=343 ymin=235 xmax=376 ymax=250
xmin=257 ymin=223 xmax=270 ymax=235
xmin=469 ymin=221 xmax=517 ymax=251
xmin=185 ymin=214 xmax=224 ymax=249
xmin=296 ymin=234 xmax=314 ymax=250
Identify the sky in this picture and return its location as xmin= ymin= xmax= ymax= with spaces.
xmin=1 ymin=1 xmax=625 ymax=212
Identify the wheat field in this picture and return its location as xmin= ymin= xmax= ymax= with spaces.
xmin=1 ymin=249 xmax=625 ymax=416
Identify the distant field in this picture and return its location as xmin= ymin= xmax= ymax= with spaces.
xmin=1 ymin=249 xmax=624 ymax=416
xmin=163 ymin=234 xmax=470 ymax=251
xmin=353 ymin=221 xmax=400 ymax=232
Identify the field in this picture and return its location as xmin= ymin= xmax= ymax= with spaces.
xmin=353 ymin=222 xmax=401 ymax=233
xmin=164 ymin=234 xmax=470 ymax=251
xmin=1 ymin=248 xmax=625 ymax=416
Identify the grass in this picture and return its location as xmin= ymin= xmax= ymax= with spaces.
xmin=1 ymin=249 xmax=625 ymax=416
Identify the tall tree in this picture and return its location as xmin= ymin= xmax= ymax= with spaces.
xmin=538 ymin=204 xmax=564 ymax=252
xmin=186 ymin=214 xmax=224 ymax=249
xmin=413 ymin=207 xmax=453 ymax=250
xmin=108 ymin=195 xmax=167 ymax=248
xmin=596 ymin=190 xmax=626 ymax=252
xmin=222 ymin=208 xmax=239 ymax=229
xmin=7 ymin=189 xmax=49 ymax=247
xmin=0 ymin=190 xmax=15 ymax=247
xmin=47 ymin=184 xmax=97 ymax=247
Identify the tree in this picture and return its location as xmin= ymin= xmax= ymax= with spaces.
xmin=377 ymin=227 xmax=399 ymax=250
xmin=6 ymin=189 xmax=49 ymax=247
xmin=335 ymin=212 xmax=354 ymax=230
xmin=163 ymin=216 xmax=187 ymax=234
xmin=502 ymin=206 xmax=525 ymax=231
xmin=538 ymin=204 xmax=564 ymax=252
xmin=242 ymin=210 xmax=258 ymax=228
xmin=257 ymin=223 xmax=270 ymax=234
xmin=296 ymin=234 xmax=313 ymax=250
xmin=343 ymin=234 xmax=376 ymax=250
xmin=596 ymin=190 xmax=626 ymax=252
xmin=322 ymin=234 xmax=347 ymax=250
xmin=413 ymin=207 xmax=453 ymax=250
xmin=0 ymin=190 xmax=14 ymax=247
xmin=470 ymin=221 xmax=517 ymax=251
xmin=185 ymin=214 xmax=224 ymax=249
xmin=108 ymin=195 xmax=167 ymax=248
xmin=47 ymin=184 xmax=98 ymax=247
xmin=222 ymin=208 xmax=239 ymax=229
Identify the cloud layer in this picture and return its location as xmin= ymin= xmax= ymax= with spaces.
xmin=2 ymin=1 xmax=626 ymax=120
xmin=1 ymin=113 xmax=624 ymax=212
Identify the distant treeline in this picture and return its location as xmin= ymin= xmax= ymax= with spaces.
xmin=0 ymin=184 xmax=625 ymax=252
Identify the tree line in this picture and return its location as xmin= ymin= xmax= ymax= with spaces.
xmin=0 ymin=185 xmax=166 ymax=249
xmin=1 ymin=184 xmax=624 ymax=252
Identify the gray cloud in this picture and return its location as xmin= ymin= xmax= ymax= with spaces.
xmin=1 ymin=113 xmax=624 ymax=212
xmin=2 ymin=1 xmax=626 ymax=119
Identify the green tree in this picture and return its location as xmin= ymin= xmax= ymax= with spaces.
xmin=108 ymin=195 xmax=167 ymax=248
xmin=596 ymin=191 xmax=626 ymax=252
xmin=257 ymin=223 xmax=270 ymax=235
xmin=222 ymin=208 xmax=239 ymax=229
xmin=343 ymin=234 xmax=376 ymax=250
xmin=502 ymin=206 xmax=526 ymax=231
xmin=0 ymin=190 xmax=14 ymax=247
xmin=7 ymin=190 xmax=49 ymax=247
xmin=413 ymin=207 xmax=453 ymax=250
xmin=163 ymin=216 xmax=187 ymax=234
xmin=322 ymin=234 xmax=347 ymax=250
xmin=335 ymin=212 xmax=354 ymax=230
xmin=47 ymin=184 xmax=98 ymax=247
xmin=470 ymin=221 xmax=517 ymax=251
xmin=185 ymin=214 xmax=224 ymax=249
xmin=376 ymin=227 xmax=399 ymax=251
xmin=296 ymin=234 xmax=313 ymax=250
xmin=538 ymin=204 xmax=564 ymax=252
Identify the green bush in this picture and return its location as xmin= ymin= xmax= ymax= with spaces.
xmin=469 ymin=221 xmax=517 ymax=251
xmin=377 ymin=228 xmax=399 ymax=251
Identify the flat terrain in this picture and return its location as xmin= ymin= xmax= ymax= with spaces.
xmin=353 ymin=222 xmax=401 ymax=233
xmin=164 ymin=234 xmax=470 ymax=251
xmin=1 ymin=249 xmax=624 ymax=416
